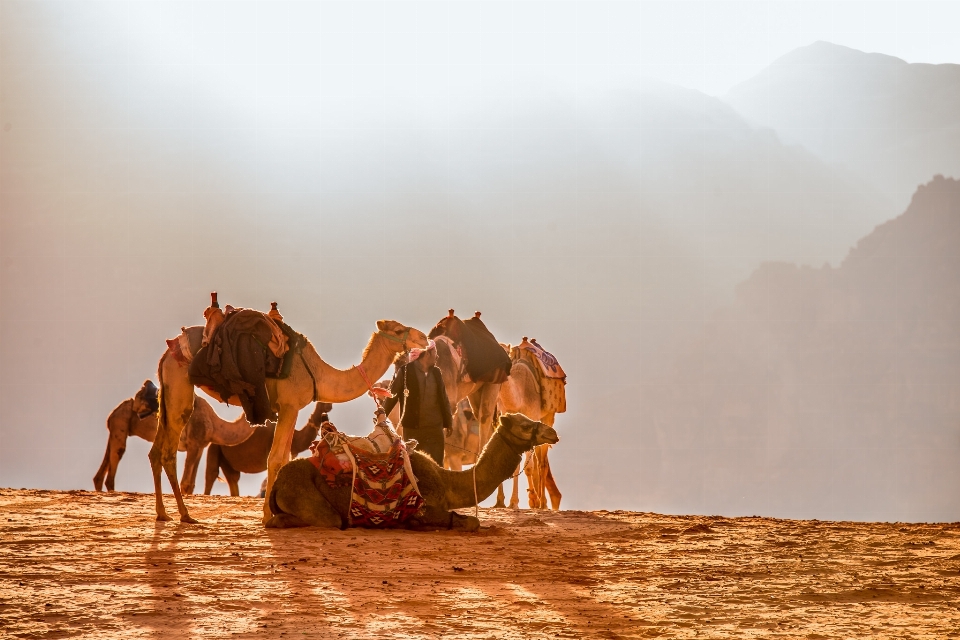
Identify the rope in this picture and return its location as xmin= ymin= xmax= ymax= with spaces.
xmin=354 ymin=362 xmax=383 ymax=410
xmin=299 ymin=349 xmax=318 ymax=402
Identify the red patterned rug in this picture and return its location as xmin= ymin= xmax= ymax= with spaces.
xmin=308 ymin=423 xmax=424 ymax=528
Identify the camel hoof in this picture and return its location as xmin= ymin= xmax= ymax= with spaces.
xmin=156 ymin=513 xmax=173 ymax=522
xmin=179 ymin=514 xmax=199 ymax=524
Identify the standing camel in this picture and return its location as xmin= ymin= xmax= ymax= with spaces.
xmin=498 ymin=354 xmax=562 ymax=510
xmin=203 ymin=403 xmax=332 ymax=496
xmin=151 ymin=318 xmax=427 ymax=524
xmin=94 ymin=381 xmax=257 ymax=493
xmin=429 ymin=310 xmax=511 ymax=508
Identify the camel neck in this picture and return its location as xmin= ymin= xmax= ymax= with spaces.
xmin=469 ymin=431 xmax=522 ymax=502
xmin=291 ymin=423 xmax=320 ymax=455
xmin=309 ymin=332 xmax=399 ymax=403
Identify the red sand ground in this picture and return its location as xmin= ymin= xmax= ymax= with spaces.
xmin=2 ymin=489 xmax=959 ymax=638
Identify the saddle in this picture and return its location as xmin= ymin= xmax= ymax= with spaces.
xmin=511 ymin=338 xmax=567 ymax=416
xmin=308 ymin=419 xmax=425 ymax=528
xmin=428 ymin=310 xmax=512 ymax=384
xmin=180 ymin=298 xmax=306 ymax=425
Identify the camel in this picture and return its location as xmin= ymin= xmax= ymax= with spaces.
xmin=150 ymin=318 xmax=427 ymax=523
xmin=442 ymin=400 xmax=481 ymax=471
xmin=93 ymin=381 xmax=257 ymax=493
xmin=498 ymin=354 xmax=562 ymax=510
xmin=203 ymin=403 xmax=333 ymax=496
xmin=266 ymin=412 xmax=559 ymax=530
xmin=429 ymin=311 xmax=508 ymax=506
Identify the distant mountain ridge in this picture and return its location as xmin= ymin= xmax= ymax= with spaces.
xmin=726 ymin=41 xmax=960 ymax=207
xmin=638 ymin=176 xmax=960 ymax=520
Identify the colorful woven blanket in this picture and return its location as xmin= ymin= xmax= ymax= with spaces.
xmin=308 ymin=422 xmax=424 ymax=528
xmin=517 ymin=339 xmax=566 ymax=380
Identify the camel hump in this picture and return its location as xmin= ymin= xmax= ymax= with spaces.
xmin=459 ymin=315 xmax=512 ymax=384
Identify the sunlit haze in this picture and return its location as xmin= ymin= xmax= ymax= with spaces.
xmin=2 ymin=0 xmax=960 ymax=522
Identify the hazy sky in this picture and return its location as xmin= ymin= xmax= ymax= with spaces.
xmin=3 ymin=0 xmax=960 ymax=519
xmin=5 ymin=1 xmax=959 ymax=103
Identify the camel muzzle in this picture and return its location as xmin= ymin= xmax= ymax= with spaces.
xmin=537 ymin=425 xmax=560 ymax=445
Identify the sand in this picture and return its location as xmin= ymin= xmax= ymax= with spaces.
xmin=1 ymin=488 xmax=959 ymax=638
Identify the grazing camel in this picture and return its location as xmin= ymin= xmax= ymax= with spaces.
xmin=203 ymin=403 xmax=332 ymax=496
xmin=94 ymin=381 xmax=257 ymax=493
xmin=498 ymin=353 xmax=562 ymax=510
xmin=429 ymin=311 xmax=510 ymax=507
xmin=151 ymin=318 xmax=427 ymax=524
xmin=266 ymin=413 xmax=559 ymax=530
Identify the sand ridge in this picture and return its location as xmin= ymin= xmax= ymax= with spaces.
xmin=1 ymin=489 xmax=959 ymax=638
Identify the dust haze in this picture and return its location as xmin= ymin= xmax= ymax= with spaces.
xmin=2 ymin=1 xmax=959 ymax=521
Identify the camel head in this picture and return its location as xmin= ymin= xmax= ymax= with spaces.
xmin=133 ymin=380 xmax=160 ymax=419
xmin=496 ymin=413 xmax=559 ymax=454
xmin=306 ymin=402 xmax=334 ymax=427
xmin=428 ymin=310 xmax=464 ymax=341
xmin=376 ymin=320 xmax=428 ymax=353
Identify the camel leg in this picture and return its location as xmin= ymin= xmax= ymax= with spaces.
xmin=149 ymin=353 xmax=197 ymax=523
xmin=179 ymin=441 xmax=203 ymax=495
xmin=508 ymin=457 xmax=525 ymax=510
xmin=95 ymin=430 xmax=127 ymax=492
xmin=543 ymin=450 xmax=561 ymax=510
xmin=525 ymin=448 xmax=544 ymax=509
xmin=224 ymin=462 xmax=241 ymax=497
xmin=262 ymin=403 xmax=298 ymax=524
xmin=203 ymin=445 xmax=220 ymax=495
xmin=494 ymin=484 xmax=507 ymax=509
xmin=407 ymin=505 xmax=479 ymax=532
xmin=535 ymin=445 xmax=549 ymax=509
xmin=104 ymin=435 xmax=127 ymax=493
xmin=93 ymin=443 xmax=110 ymax=492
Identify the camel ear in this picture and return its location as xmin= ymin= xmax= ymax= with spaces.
xmin=376 ymin=320 xmax=389 ymax=331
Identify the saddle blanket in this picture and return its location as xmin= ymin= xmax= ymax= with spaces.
xmin=308 ymin=421 xmax=424 ymax=528
xmin=517 ymin=339 xmax=566 ymax=380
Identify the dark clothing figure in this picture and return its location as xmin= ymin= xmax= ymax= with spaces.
xmin=382 ymin=362 xmax=452 ymax=466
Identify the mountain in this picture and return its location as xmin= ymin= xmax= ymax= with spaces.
xmin=634 ymin=176 xmax=960 ymax=521
xmin=726 ymin=41 xmax=960 ymax=207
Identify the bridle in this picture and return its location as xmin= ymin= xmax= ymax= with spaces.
xmin=376 ymin=328 xmax=410 ymax=346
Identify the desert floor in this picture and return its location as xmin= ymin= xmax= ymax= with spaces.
xmin=1 ymin=489 xmax=959 ymax=638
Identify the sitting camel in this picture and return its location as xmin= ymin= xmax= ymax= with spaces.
xmin=94 ymin=381 xmax=257 ymax=493
xmin=203 ymin=403 xmax=333 ymax=496
xmin=152 ymin=317 xmax=427 ymax=523
xmin=266 ymin=412 xmax=559 ymax=531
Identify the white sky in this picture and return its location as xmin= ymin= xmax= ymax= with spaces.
xmin=638 ymin=0 xmax=960 ymax=95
